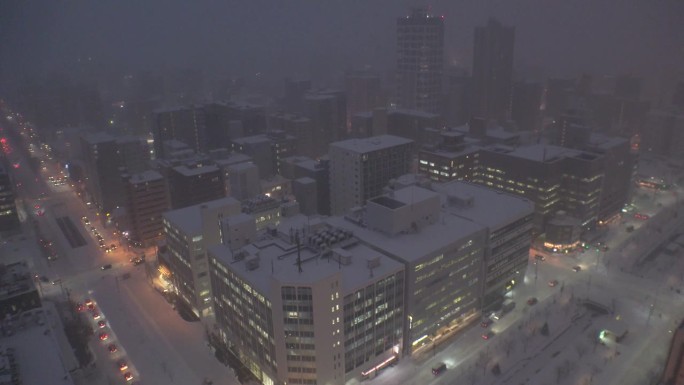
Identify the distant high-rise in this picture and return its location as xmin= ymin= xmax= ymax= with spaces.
xmin=472 ymin=18 xmax=515 ymax=123
xmin=396 ymin=7 xmax=444 ymax=114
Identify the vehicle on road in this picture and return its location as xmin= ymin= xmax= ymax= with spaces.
xmin=548 ymin=279 xmax=559 ymax=287
xmin=527 ymin=297 xmax=538 ymax=306
xmin=480 ymin=319 xmax=493 ymax=328
xmin=98 ymin=332 xmax=109 ymax=341
xmin=572 ymin=266 xmax=582 ymax=272
xmin=92 ymin=312 xmax=101 ymax=320
xmin=51 ymin=278 xmax=62 ymax=285
xmin=108 ymin=344 xmax=117 ymax=353
xmin=117 ymin=360 xmax=128 ymax=371
xmin=534 ymin=254 xmax=545 ymax=262
xmin=482 ymin=331 xmax=495 ymax=340
xmin=97 ymin=320 xmax=106 ymax=329
xmin=432 ymin=362 xmax=447 ymax=375
xmin=123 ymin=372 xmax=134 ymax=382
xmin=101 ymin=264 xmax=112 ymax=270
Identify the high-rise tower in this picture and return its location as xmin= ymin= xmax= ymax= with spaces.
xmin=396 ymin=7 xmax=444 ymax=114
xmin=472 ymin=18 xmax=515 ymax=123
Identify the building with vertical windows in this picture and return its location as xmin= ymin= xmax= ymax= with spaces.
xmin=167 ymin=163 xmax=224 ymax=209
xmin=80 ymin=132 xmax=126 ymax=215
xmin=153 ymin=106 xmax=207 ymax=158
xmin=396 ymin=7 xmax=444 ymax=114
xmin=159 ymin=197 xmax=241 ymax=318
xmin=472 ymin=18 xmax=515 ymax=122
xmin=432 ymin=181 xmax=534 ymax=311
xmin=418 ymin=132 xmax=480 ymax=182
xmin=0 ymin=163 xmax=19 ymax=232
xmin=328 ymin=185 xmax=487 ymax=356
xmin=124 ymin=170 xmax=169 ymax=247
xmin=208 ymin=216 xmax=405 ymax=385
xmin=329 ymin=135 xmax=414 ymax=215
xmin=476 ymin=144 xmax=604 ymax=238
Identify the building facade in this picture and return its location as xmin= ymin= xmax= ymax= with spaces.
xmin=472 ymin=18 xmax=515 ymax=122
xmin=329 ymin=135 xmax=413 ymax=215
xmin=396 ymin=7 xmax=444 ymax=114
xmin=124 ymin=170 xmax=169 ymax=247
xmin=160 ymin=197 xmax=242 ymax=318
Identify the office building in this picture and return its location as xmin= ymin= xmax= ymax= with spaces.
xmin=153 ymin=106 xmax=207 ymax=158
xmin=643 ymin=110 xmax=684 ymax=160
xmin=432 ymin=181 xmax=534 ymax=309
xmin=268 ymin=113 xmax=314 ymax=158
xmin=241 ymin=194 xmax=281 ymax=231
xmin=418 ymin=132 xmax=480 ymax=182
xmin=329 ymin=135 xmax=414 ymax=215
xmin=476 ymin=144 xmax=604 ymax=241
xmin=168 ymin=163 xmax=224 ymax=209
xmin=227 ymin=162 xmax=261 ymax=201
xmin=208 ymin=216 xmax=405 ymax=385
xmin=115 ymin=135 xmax=151 ymax=174
xmin=160 ymin=197 xmax=241 ymax=317
xmin=329 ymin=185 xmax=486 ymax=355
xmin=305 ymin=91 xmax=347 ymax=156
xmin=292 ymin=178 xmax=318 ymax=215
xmin=472 ymin=18 xmax=515 ymax=122
xmin=442 ymin=66 xmax=472 ymax=127
xmin=0 ymin=163 xmax=19 ymax=232
xmin=386 ymin=109 xmax=441 ymax=145
xmin=80 ymin=132 xmax=126 ymax=215
xmin=345 ymin=71 xmax=383 ymax=129
xmin=511 ymin=81 xmax=543 ymax=131
xmin=280 ymin=156 xmax=331 ymax=216
xmin=124 ymin=170 xmax=169 ymax=247
xmin=396 ymin=7 xmax=444 ymax=113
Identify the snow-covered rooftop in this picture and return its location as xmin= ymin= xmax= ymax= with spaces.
xmin=505 ymin=144 xmax=583 ymax=162
xmin=164 ymin=197 xmax=240 ymax=236
xmin=209 ymin=216 xmax=404 ymax=294
xmin=128 ymin=170 xmax=163 ymax=184
xmin=330 ymin=135 xmax=413 ymax=154
xmin=173 ymin=163 xmax=220 ymax=177
xmin=433 ymin=181 xmax=535 ymax=230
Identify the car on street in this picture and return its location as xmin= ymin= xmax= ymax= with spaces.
xmin=527 ymin=297 xmax=538 ymax=306
xmin=75 ymin=303 xmax=85 ymax=312
xmin=101 ymin=264 xmax=113 ymax=270
xmin=534 ymin=254 xmax=545 ymax=262
xmin=572 ymin=266 xmax=582 ymax=272
xmin=548 ymin=279 xmax=559 ymax=287
xmin=123 ymin=372 xmax=134 ymax=382
xmin=117 ymin=360 xmax=128 ymax=371
xmin=108 ymin=344 xmax=118 ymax=353
xmin=432 ymin=362 xmax=447 ymax=375
xmin=98 ymin=332 xmax=109 ymax=341
xmin=51 ymin=278 xmax=62 ymax=285
xmin=480 ymin=319 xmax=493 ymax=328
xmin=482 ymin=331 xmax=495 ymax=340
xmin=97 ymin=320 xmax=106 ymax=329
xmin=92 ymin=312 xmax=101 ymax=320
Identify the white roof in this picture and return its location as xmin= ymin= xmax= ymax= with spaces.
xmin=326 ymin=210 xmax=485 ymax=263
xmin=209 ymin=216 xmax=404 ymax=294
xmin=433 ymin=181 xmax=535 ymax=230
xmin=330 ymin=135 xmax=413 ymax=154
xmin=173 ymin=164 xmax=220 ymax=176
xmin=505 ymin=144 xmax=582 ymax=162
xmin=129 ymin=170 xmax=163 ymax=184
xmin=164 ymin=197 xmax=240 ymax=236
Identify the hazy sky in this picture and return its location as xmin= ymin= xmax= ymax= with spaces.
xmin=1 ymin=0 xmax=683 ymax=96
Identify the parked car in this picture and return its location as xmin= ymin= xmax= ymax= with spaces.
xmin=101 ymin=264 xmax=112 ymax=270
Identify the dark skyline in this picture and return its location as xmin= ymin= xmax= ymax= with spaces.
xmin=1 ymin=0 xmax=684 ymax=99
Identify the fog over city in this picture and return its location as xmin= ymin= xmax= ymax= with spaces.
xmin=2 ymin=2 xmax=684 ymax=385
xmin=2 ymin=0 xmax=684 ymax=97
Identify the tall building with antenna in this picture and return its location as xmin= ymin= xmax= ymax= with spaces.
xmin=396 ymin=7 xmax=444 ymax=113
